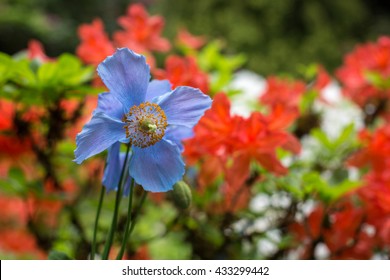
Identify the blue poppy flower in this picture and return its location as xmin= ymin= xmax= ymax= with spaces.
xmin=74 ymin=48 xmax=212 ymax=192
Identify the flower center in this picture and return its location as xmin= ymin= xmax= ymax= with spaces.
xmin=123 ymin=102 xmax=168 ymax=148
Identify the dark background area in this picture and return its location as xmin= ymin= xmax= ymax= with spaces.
xmin=1 ymin=0 xmax=389 ymax=75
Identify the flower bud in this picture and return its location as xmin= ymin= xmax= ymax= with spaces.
xmin=171 ymin=181 xmax=192 ymax=209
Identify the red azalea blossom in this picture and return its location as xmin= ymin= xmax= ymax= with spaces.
xmin=26 ymin=194 xmax=63 ymax=228
xmin=349 ymin=127 xmax=390 ymax=250
xmin=260 ymin=77 xmax=306 ymax=110
xmin=313 ymin=65 xmax=331 ymax=92
xmin=184 ymin=93 xmax=300 ymax=211
xmin=184 ymin=93 xmax=242 ymax=165
xmin=0 ymin=99 xmax=15 ymax=131
xmin=76 ymin=6 xmax=159 ymax=72
xmin=0 ymin=195 xmax=29 ymax=226
xmin=113 ymin=3 xmax=170 ymax=53
xmin=76 ymin=19 xmax=115 ymax=66
xmin=0 ymin=100 xmax=33 ymax=158
xmin=0 ymin=229 xmax=45 ymax=259
xmin=290 ymin=198 xmax=375 ymax=259
xmin=312 ymin=65 xmax=332 ymax=103
xmin=336 ymin=36 xmax=390 ymax=107
xmin=0 ymin=136 xmax=31 ymax=157
xmin=358 ymin=176 xmax=390 ymax=218
xmin=176 ymin=28 xmax=206 ymax=50
xmin=27 ymin=40 xmax=53 ymax=62
xmin=154 ymin=55 xmax=210 ymax=94
xmin=347 ymin=124 xmax=390 ymax=178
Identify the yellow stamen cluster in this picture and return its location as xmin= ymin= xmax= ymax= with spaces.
xmin=123 ymin=102 xmax=168 ymax=148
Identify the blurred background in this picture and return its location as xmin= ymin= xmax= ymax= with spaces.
xmin=1 ymin=0 xmax=390 ymax=75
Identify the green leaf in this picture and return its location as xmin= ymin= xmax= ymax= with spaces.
xmin=365 ymin=71 xmax=390 ymax=90
xmin=12 ymin=59 xmax=37 ymax=87
xmin=0 ymin=52 xmax=13 ymax=85
xmin=0 ymin=167 xmax=27 ymax=196
xmin=37 ymin=62 xmax=59 ymax=86
xmin=334 ymin=123 xmax=355 ymax=147
xmin=301 ymin=172 xmax=361 ymax=203
xmin=299 ymin=89 xmax=318 ymax=113
xmin=311 ymin=128 xmax=332 ymax=150
xmin=198 ymin=40 xmax=246 ymax=93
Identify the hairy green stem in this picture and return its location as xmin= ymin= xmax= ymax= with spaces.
xmin=101 ymin=144 xmax=131 ymax=260
xmin=91 ymin=185 xmax=105 ymax=260
xmin=116 ymin=190 xmax=148 ymax=259
xmin=116 ymin=178 xmax=135 ymax=260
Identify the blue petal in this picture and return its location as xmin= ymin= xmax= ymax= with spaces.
xmin=145 ymin=80 xmax=171 ymax=101
xmin=97 ymin=48 xmax=150 ymax=111
xmin=74 ymin=112 xmax=126 ymax=164
xmin=129 ymin=139 xmax=184 ymax=192
xmin=164 ymin=125 xmax=194 ymax=152
xmin=103 ymin=142 xmax=132 ymax=194
xmin=122 ymin=173 xmax=133 ymax=196
xmin=96 ymin=92 xmax=124 ymax=120
xmin=155 ymin=86 xmax=212 ymax=128
xmin=102 ymin=142 xmax=122 ymax=192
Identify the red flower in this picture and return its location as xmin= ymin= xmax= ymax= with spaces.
xmin=176 ymin=28 xmax=206 ymax=50
xmin=323 ymin=200 xmax=365 ymax=253
xmin=76 ymin=19 xmax=115 ymax=66
xmin=358 ymin=176 xmax=390 ymax=218
xmin=347 ymin=125 xmax=390 ymax=178
xmin=113 ymin=3 xmax=170 ymax=53
xmin=336 ymin=36 xmax=390 ymax=107
xmin=0 ymin=229 xmax=45 ymax=259
xmin=313 ymin=65 xmax=331 ymax=92
xmin=0 ymin=195 xmax=29 ymax=226
xmin=232 ymin=110 xmax=299 ymax=176
xmin=185 ymin=94 xmax=242 ymax=163
xmin=290 ymin=204 xmax=325 ymax=244
xmin=0 ymin=100 xmax=32 ymax=157
xmin=0 ymin=99 xmax=14 ymax=131
xmin=27 ymin=40 xmax=53 ymax=62
xmin=184 ymin=93 xmax=300 ymax=211
xmin=290 ymin=199 xmax=376 ymax=259
xmin=154 ymin=55 xmax=210 ymax=94
xmin=26 ymin=194 xmax=63 ymax=228
xmin=260 ymin=77 xmax=306 ymax=110
xmin=76 ymin=5 xmax=160 ymax=71
xmin=0 ymin=136 xmax=31 ymax=157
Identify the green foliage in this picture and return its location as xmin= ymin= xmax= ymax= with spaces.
xmin=148 ymin=232 xmax=192 ymax=259
xmin=301 ymin=172 xmax=360 ymax=203
xmin=365 ymin=71 xmax=390 ymax=90
xmin=310 ymin=123 xmax=359 ymax=172
xmin=0 ymin=52 xmax=96 ymax=105
xmin=198 ymin=41 xmax=246 ymax=93
xmin=299 ymin=90 xmax=318 ymax=114
xmin=0 ymin=167 xmax=27 ymax=196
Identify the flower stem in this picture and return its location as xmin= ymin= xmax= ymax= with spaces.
xmin=91 ymin=185 xmax=105 ymax=260
xmin=129 ymin=191 xmax=148 ymax=232
xmin=116 ymin=190 xmax=147 ymax=260
xmin=116 ymin=178 xmax=135 ymax=260
xmin=101 ymin=144 xmax=131 ymax=260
